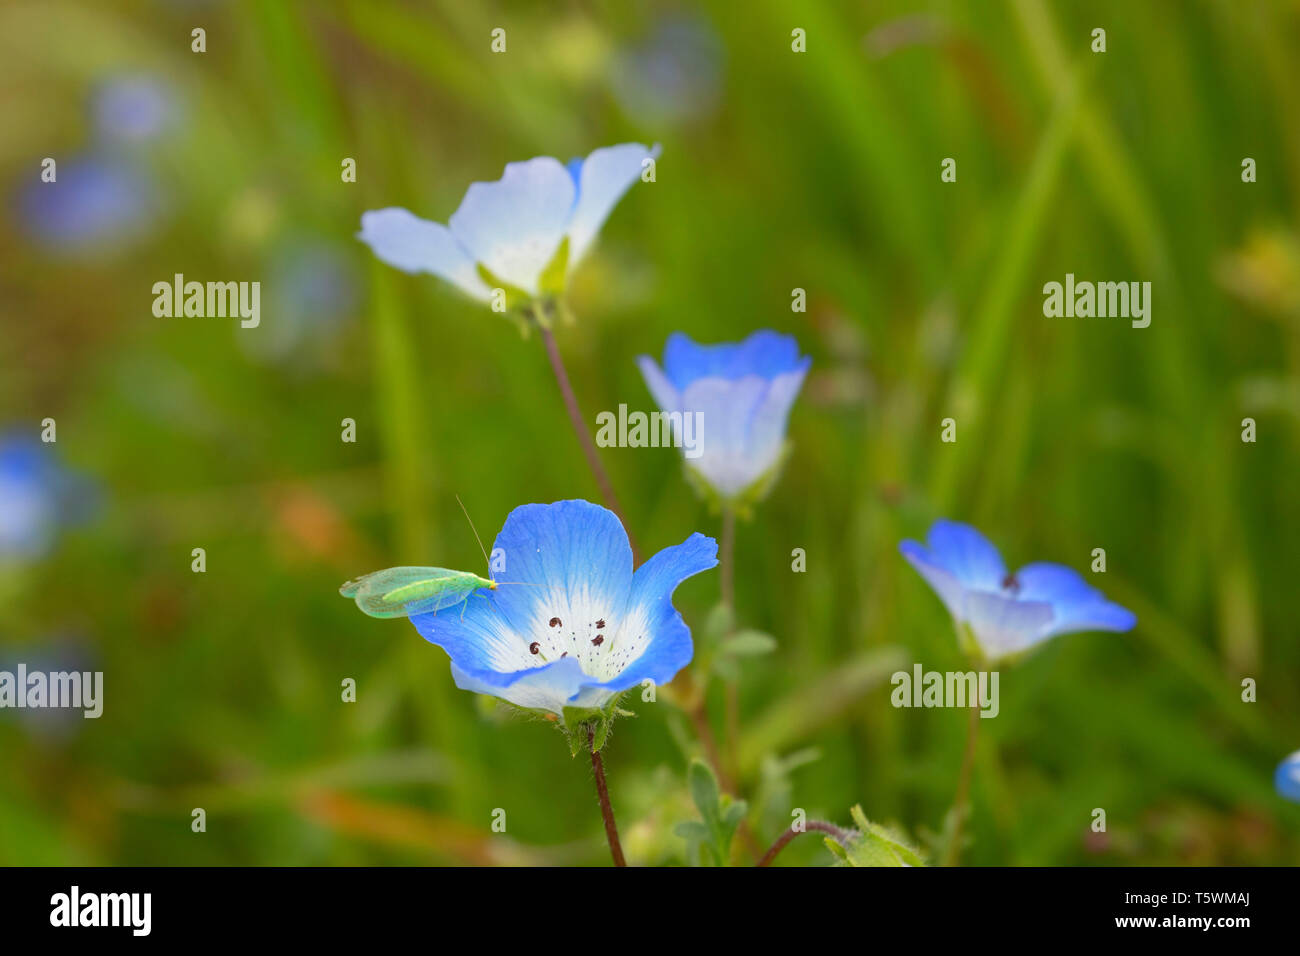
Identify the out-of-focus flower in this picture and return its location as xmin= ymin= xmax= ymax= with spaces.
xmin=899 ymin=520 xmax=1136 ymax=661
xmin=407 ymin=499 xmax=715 ymax=717
xmin=92 ymin=74 xmax=175 ymax=144
xmin=15 ymin=155 xmax=157 ymax=254
xmin=358 ymin=144 xmax=659 ymax=307
xmin=241 ymin=242 xmax=358 ymax=364
xmin=638 ymin=330 xmax=811 ymax=507
xmin=612 ymin=17 xmax=723 ymax=125
xmin=1277 ymin=751 xmax=1300 ymax=802
xmin=0 ymin=434 xmax=95 ymax=561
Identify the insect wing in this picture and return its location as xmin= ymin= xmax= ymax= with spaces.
xmin=340 ymin=567 xmax=480 ymax=619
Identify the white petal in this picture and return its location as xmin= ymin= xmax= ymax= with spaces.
xmin=448 ymin=157 xmax=575 ymax=295
xmin=357 ymin=208 xmax=491 ymax=301
xmin=567 ymin=143 xmax=661 ymax=263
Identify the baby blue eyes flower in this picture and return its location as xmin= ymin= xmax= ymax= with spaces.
xmin=410 ymin=499 xmax=716 ymax=717
xmin=1278 ymin=751 xmax=1300 ymax=802
xmin=638 ymin=330 xmax=811 ymax=504
xmin=899 ymin=519 xmax=1136 ymax=661
xmin=358 ymin=143 xmax=660 ymax=304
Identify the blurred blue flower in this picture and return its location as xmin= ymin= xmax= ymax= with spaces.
xmin=358 ymin=143 xmax=660 ymax=304
xmin=638 ymin=330 xmax=811 ymax=504
xmin=15 ymin=155 xmax=157 ymax=253
xmin=613 ymin=17 xmax=723 ymax=125
xmin=1277 ymin=751 xmax=1300 ymax=802
xmin=900 ymin=520 xmax=1136 ymax=661
xmin=241 ymin=241 xmax=359 ymax=364
xmin=410 ymin=499 xmax=716 ymax=716
xmin=0 ymin=434 xmax=95 ymax=561
xmin=92 ymin=75 xmax=174 ymax=144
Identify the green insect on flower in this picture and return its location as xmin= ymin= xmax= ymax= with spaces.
xmin=339 ymin=566 xmax=498 ymax=619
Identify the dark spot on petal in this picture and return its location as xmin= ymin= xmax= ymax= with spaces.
xmin=561 ymin=651 xmax=568 ymax=658
xmin=529 ymin=642 xmax=540 ymax=655
xmin=1002 ymin=574 xmax=1020 ymax=593
xmin=549 ymin=617 xmax=561 ymax=627
xmin=596 ymin=619 xmax=606 ymax=629
xmin=592 ymin=635 xmax=604 ymax=646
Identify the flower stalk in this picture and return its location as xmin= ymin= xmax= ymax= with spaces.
xmin=589 ymin=725 xmax=627 ymax=867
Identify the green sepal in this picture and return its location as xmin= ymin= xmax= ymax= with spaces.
xmin=475 ymin=263 xmax=534 ymax=316
xmin=560 ymin=692 xmax=626 ymax=755
xmin=536 ymin=236 xmax=570 ymax=298
xmin=828 ymin=805 xmax=927 ymax=867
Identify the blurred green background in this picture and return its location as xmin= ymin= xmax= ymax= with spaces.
xmin=2 ymin=0 xmax=1298 ymax=866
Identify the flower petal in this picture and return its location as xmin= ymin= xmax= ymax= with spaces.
xmin=962 ymin=590 xmax=1055 ymax=658
xmin=662 ymin=330 xmax=805 ymax=390
xmin=923 ymin=520 xmax=1007 ymax=592
xmin=899 ymin=539 xmax=968 ymax=622
xmin=488 ymin=500 xmax=634 ymax=673
xmin=1277 ymin=750 xmax=1300 ymax=802
xmin=357 ymin=208 xmax=491 ymax=301
xmin=1014 ymin=562 xmax=1137 ymax=638
xmin=637 ymin=355 xmax=680 ymax=413
xmin=679 ymin=375 xmax=772 ymax=496
xmin=448 ymin=156 xmax=575 ymax=294
xmin=569 ymin=531 xmax=717 ymax=705
xmin=566 ymin=143 xmax=660 ymax=264
xmin=450 ymin=656 xmax=592 ymax=715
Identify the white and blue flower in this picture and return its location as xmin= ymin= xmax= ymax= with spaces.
xmin=410 ymin=499 xmax=716 ymax=717
xmin=1277 ymin=751 xmax=1300 ymax=802
xmin=637 ymin=330 xmax=811 ymax=504
xmin=358 ymin=143 xmax=659 ymax=304
xmin=900 ymin=519 xmax=1136 ymax=661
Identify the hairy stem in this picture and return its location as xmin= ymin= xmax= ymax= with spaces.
xmin=943 ymin=698 xmax=981 ymax=866
xmin=589 ymin=726 xmax=626 ymax=867
xmin=719 ymin=506 xmax=739 ymax=781
xmin=539 ymin=324 xmax=641 ymax=562
xmin=756 ymin=820 xmax=856 ymax=867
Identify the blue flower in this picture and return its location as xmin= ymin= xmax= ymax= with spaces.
xmin=410 ymin=499 xmax=716 ymax=717
xmin=16 ymin=155 xmax=157 ymax=253
xmin=637 ymin=330 xmax=811 ymax=503
xmin=358 ymin=143 xmax=660 ymax=303
xmin=899 ymin=519 xmax=1136 ymax=661
xmin=0 ymin=434 xmax=94 ymax=560
xmin=1277 ymin=751 xmax=1300 ymax=802
xmin=92 ymin=74 xmax=174 ymax=144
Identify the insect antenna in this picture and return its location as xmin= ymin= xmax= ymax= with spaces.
xmin=456 ymin=494 xmax=494 ymax=580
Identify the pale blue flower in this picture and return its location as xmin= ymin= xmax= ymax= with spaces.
xmin=0 ymin=434 xmax=94 ymax=560
xmin=900 ymin=520 xmax=1136 ymax=661
xmin=1277 ymin=751 xmax=1300 ymax=802
xmin=409 ymin=499 xmax=716 ymax=716
xmin=92 ymin=75 xmax=174 ymax=144
xmin=16 ymin=156 xmax=156 ymax=253
xmin=638 ymin=330 xmax=811 ymax=502
xmin=358 ymin=143 xmax=660 ymax=302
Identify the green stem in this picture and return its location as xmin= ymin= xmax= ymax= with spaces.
xmin=943 ymin=698 xmax=981 ymax=866
xmin=538 ymin=322 xmax=641 ymax=563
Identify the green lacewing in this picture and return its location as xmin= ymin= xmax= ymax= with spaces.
xmin=339 ymin=566 xmax=497 ymax=619
xmin=340 ymin=496 xmax=540 ymax=620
